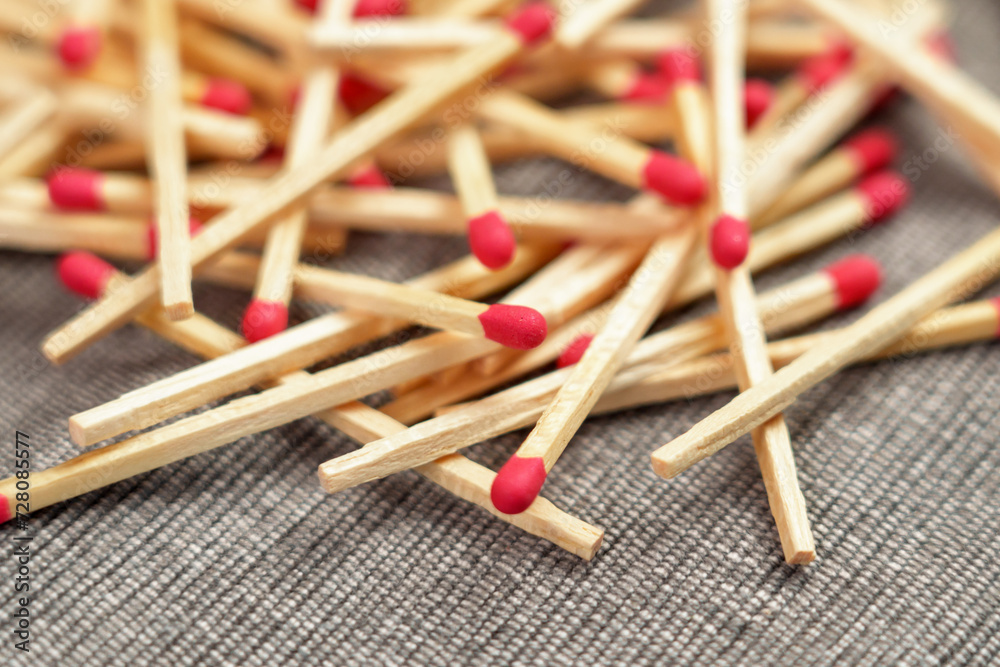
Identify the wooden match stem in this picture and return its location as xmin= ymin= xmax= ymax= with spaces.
xmin=142 ymin=0 xmax=194 ymax=320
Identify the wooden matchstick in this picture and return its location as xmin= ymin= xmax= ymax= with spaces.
xmin=310 ymin=186 xmax=684 ymax=241
xmin=40 ymin=254 xmax=603 ymax=560
xmin=701 ymin=0 xmax=814 ymax=564
xmin=177 ymin=0 xmax=308 ymax=56
xmin=650 ymin=225 xmax=1000 ymax=481
xmin=447 ymin=123 xmax=517 ymax=269
xmin=141 ymin=0 xmax=193 ymax=320
xmin=243 ymin=0 xmax=351 ymax=343
xmin=42 ymin=2 xmax=558 ymax=364
xmin=476 ymin=90 xmax=706 ymax=206
xmin=292 ymin=265 xmax=548 ymax=348
xmin=68 ymin=245 xmax=558 ymax=446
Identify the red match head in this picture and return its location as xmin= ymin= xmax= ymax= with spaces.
xmin=293 ymin=0 xmax=319 ymax=12
xmin=353 ymin=0 xmax=408 ymax=17
xmin=709 ymin=214 xmax=750 ymax=270
xmin=47 ymin=167 xmax=104 ymax=211
xmin=146 ymin=218 xmax=204 ymax=261
xmin=0 ymin=495 xmax=10 ymax=525
xmin=346 ymin=164 xmax=392 ymax=189
xmin=822 ymin=254 xmax=882 ymax=309
xmin=339 ymin=73 xmax=391 ymax=116
xmin=926 ymin=29 xmax=958 ymax=63
xmin=467 ymin=210 xmax=516 ymax=270
xmin=242 ymin=299 xmax=290 ymax=343
xmin=797 ymin=43 xmax=853 ymax=93
xmin=56 ymin=251 xmax=116 ymax=300
xmin=478 ymin=304 xmax=547 ymax=349
xmin=490 ymin=455 xmax=546 ymax=515
xmin=642 ymin=151 xmax=707 ymax=206
xmin=200 ymin=78 xmax=253 ymax=116
xmin=504 ymin=3 xmax=556 ymax=45
xmin=856 ymin=171 xmax=910 ymax=225
xmin=57 ymin=26 xmax=101 ymax=70
xmin=990 ymin=297 xmax=1000 ymax=338
xmin=843 ymin=128 xmax=899 ymax=174
xmin=744 ymin=78 xmax=774 ymax=129
xmin=622 ymin=73 xmax=670 ymax=104
xmin=556 ymin=333 xmax=594 ymax=369
xmin=656 ymin=48 xmax=701 ymax=85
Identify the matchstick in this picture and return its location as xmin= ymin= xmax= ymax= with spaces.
xmin=658 ymin=49 xmax=711 ymax=194
xmin=649 ymin=225 xmax=1000 ymax=480
xmin=243 ymin=0 xmax=352 ymax=343
xmin=310 ymin=186 xmax=684 ymax=241
xmin=384 ymin=255 xmax=882 ymax=425
xmin=56 ymin=0 xmax=114 ymax=70
xmin=476 ymin=90 xmax=706 ymax=206
xmin=292 ymin=265 xmax=548 ymax=348
xmin=68 ymin=245 xmax=559 ymax=446
xmin=141 ymin=0 xmax=193 ymax=320
xmin=753 ymin=128 xmax=898 ymax=228
xmin=0 ymin=124 xmax=67 ymax=180
xmin=177 ymin=0 xmax=308 ymax=56
xmin=41 ymin=2 xmax=559 ymax=363
xmin=701 ymin=0 xmax=814 ymax=564
xmin=41 ymin=254 xmax=603 ymax=560
xmin=310 ymin=18 xmax=501 ymax=56
xmin=447 ymin=123 xmax=517 ymax=269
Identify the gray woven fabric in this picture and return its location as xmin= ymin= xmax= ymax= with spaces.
xmin=4 ymin=1 xmax=1000 ymax=665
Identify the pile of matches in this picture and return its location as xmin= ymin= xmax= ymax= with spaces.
xmin=3 ymin=0 xmax=1000 ymax=565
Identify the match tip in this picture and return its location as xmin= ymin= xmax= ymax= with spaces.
xmin=823 ymin=254 xmax=882 ymax=310
xmin=926 ymin=29 xmax=958 ymax=63
xmin=242 ymin=299 xmax=290 ymax=343
xmin=797 ymin=43 xmax=853 ymax=93
xmin=556 ymin=333 xmax=594 ymax=369
xmin=293 ymin=0 xmax=319 ymax=13
xmin=709 ymin=214 xmax=750 ymax=270
xmin=656 ymin=48 xmax=701 ymax=84
xmin=622 ymin=73 xmax=670 ymax=104
xmin=201 ymin=78 xmax=253 ymax=116
xmin=744 ymin=78 xmax=774 ymax=129
xmin=843 ymin=128 xmax=898 ymax=174
xmin=0 ymin=495 xmax=10 ymax=525
xmin=56 ymin=251 xmax=115 ymax=300
xmin=47 ymin=167 xmax=104 ymax=211
xmin=504 ymin=2 xmax=556 ymax=45
xmin=354 ymin=0 xmax=408 ymax=17
xmin=339 ymin=73 xmax=390 ymax=116
xmin=490 ymin=455 xmax=546 ymax=515
xmin=57 ymin=26 xmax=101 ymax=70
xmin=146 ymin=217 xmax=203 ymax=261
xmin=642 ymin=151 xmax=706 ymax=206
xmin=467 ymin=210 xmax=516 ymax=270
xmin=856 ymin=171 xmax=910 ymax=225
xmin=990 ymin=297 xmax=1000 ymax=338
xmin=478 ymin=304 xmax=547 ymax=349
xmin=347 ymin=164 xmax=392 ymax=189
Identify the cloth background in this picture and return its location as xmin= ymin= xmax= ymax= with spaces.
xmin=3 ymin=1 xmax=1000 ymax=664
